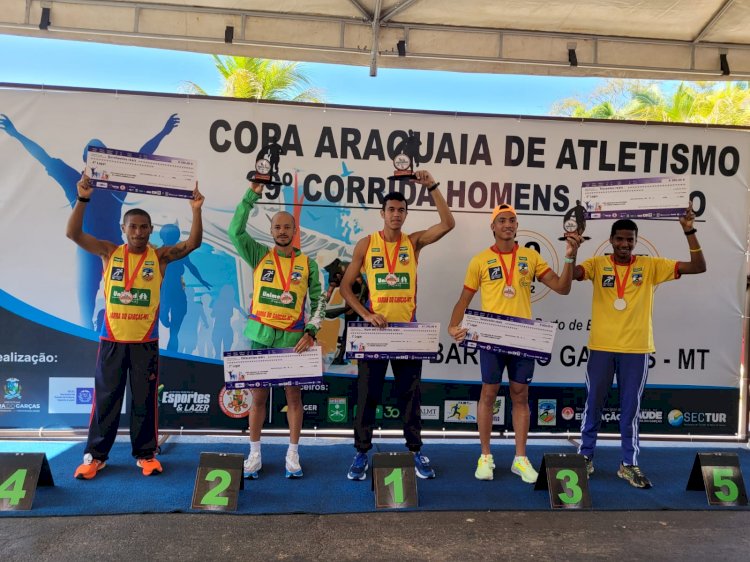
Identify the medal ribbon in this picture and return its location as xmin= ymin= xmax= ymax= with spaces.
xmin=123 ymin=246 xmax=149 ymax=294
xmin=381 ymin=231 xmax=402 ymax=275
xmin=494 ymin=244 xmax=518 ymax=290
xmin=272 ymin=248 xmax=296 ymax=294
xmin=610 ymin=255 xmax=635 ymax=301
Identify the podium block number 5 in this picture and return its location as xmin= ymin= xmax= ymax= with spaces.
xmin=713 ymin=468 xmax=739 ymax=503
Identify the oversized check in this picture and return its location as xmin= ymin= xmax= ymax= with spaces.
xmin=582 ymin=176 xmax=688 ymax=219
xmin=85 ymin=146 xmax=196 ymax=199
xmin=223 ymin=347 xmax=322 ymax=389
xmin=345 ymin=322 xmax=440 ymax=360
xmin=460 ymin=309 xmax=556 ymax=361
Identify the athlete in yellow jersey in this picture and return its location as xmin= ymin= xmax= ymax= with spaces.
xmin=448 ymin=204 xmax=582 ymax=483
xmin=340 ymin=169 xmax=455 ymax=481
xmin=574 ymin=207 xmax=705 ymax=488
xmin=66 ymin=174 xmax=204 ymax=480
xmin=229 ymin=180 xmax=325 ymax=480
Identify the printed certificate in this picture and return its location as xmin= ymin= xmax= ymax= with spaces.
xmin=460 ymin=309 xmax=556 ymax=361
xmin=223 ymin=347 xmax=323 ymax=389
xmin=85 ymin=146 xmax=196 ymax=199
xmin=582 ymin=176 xmax=688 ymax=219
xmin=345 ymin=322 xmax=440 ymax=360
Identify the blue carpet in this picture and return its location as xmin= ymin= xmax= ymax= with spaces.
xmin=0 ymin=441 xmax=748 ymax=516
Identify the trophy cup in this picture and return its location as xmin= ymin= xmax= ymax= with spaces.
xmin=247 ymin=142 xmax=284 ymax=187
xmin=559 ymin=200 xmax=591 ymax=241
xmin=388 ymin=130 xmax=421 ymax=180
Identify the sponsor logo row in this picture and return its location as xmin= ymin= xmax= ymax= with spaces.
xmin=0 ymin=377 xmax=734 ymax=430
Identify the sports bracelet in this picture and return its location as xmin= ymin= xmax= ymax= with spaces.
xmin=689 ymin=247 xmax=703 ymax=253
xmin=564 ymin=257 xmax=575 ymax=263
xmin=427 ymin=182 xmax=440 ymax=192
xmin=683 ymin=228 xmax=697 ymax=236
xmin=77 ymin=196 xmax=91 ymax=203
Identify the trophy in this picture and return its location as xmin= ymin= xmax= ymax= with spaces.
xmin=388 ymin=130 xmax=421 ymax=180
xmin=247 ymin=142 xmax=284 ymax=187
xmin=559 ymin=200 xmax=591 ymax=241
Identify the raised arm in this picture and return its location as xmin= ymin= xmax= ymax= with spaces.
xmin=447 ymin=287 xmax=477 ymax=343
xmin=66 ymin=175 xmax=117 ymax=259
xmin=677 ymin=203 xmax=706 ymax=275
xmin=409 ymin=169 xmax=456 ymax=252
xmin=538 ymin=234 xmax=582 ymax=295
xmin=228 ymin=183 xmax=271 ymax=268
xmin=340 ymin=237 xmax=386 ymax=328
xmin=158 ymin=184 xmax=204 ymax=266
xmin=139 ymin=114 xmax=180 ymax=155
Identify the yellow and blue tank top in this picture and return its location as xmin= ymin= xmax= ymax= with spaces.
xmin=362 ymin=232 xmax=417 ymax=322
xmin=248 ymin=250 xmax=311 ymax=332
xmin=101 ymin=245 xmax=162 ymax=342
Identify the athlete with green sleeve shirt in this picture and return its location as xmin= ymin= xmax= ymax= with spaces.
xmin=229 ymin=181 xmax=325 ymax=479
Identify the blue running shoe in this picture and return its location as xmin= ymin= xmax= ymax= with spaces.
xmin=414 ymin=452 xmax=436 ymax=479
xmin=347 ymin=452 xmax=369 ymax=480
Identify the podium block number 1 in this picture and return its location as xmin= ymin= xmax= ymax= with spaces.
xmin=383 ymin=468 xmax=405 ymax=504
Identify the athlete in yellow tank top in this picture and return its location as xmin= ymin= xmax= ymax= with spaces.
xmin=66 ymin=174 xmax=204 ymax=481
xmin=340 ymin=169 xmax=455 ymax=480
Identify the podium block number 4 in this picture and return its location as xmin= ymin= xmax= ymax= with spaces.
xmin=0 ymin=469 xmax=27 ymax=507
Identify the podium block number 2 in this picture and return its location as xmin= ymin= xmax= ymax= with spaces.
xmin=200 ymin=469 xmax=232 ymax=507
xmin=191 ymin=453 xmax=244 ymax=512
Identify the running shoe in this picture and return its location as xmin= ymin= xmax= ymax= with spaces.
xmin=347 ymin=452 xmax=369 ymax=481
xmin=617 ymin=464 xmax=653 ymax=489
xmin=511 ymin=456 xmax=538 ymax=483
xmin=74 ymin=453 xmax=106 ymax=480
xmin=285 ymin=450 xmax=303 ymax=479
xmin=584 ymin=456 xmax=594 ymax=477
xmin=243 ymin=452 xmax=262 ymax=479
xmin=136 ymin=457 xmax=163 ymax=476
xmin=475 ymin=454 xmax=495 ymax=481
xmin=414 ymin=452 xmax=436 ymax=479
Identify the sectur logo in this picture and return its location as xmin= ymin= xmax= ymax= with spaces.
xmin=4 ymin=378 xmax=21 ymax=400
xmin=668 ymin=409 xmax=684 ymax=427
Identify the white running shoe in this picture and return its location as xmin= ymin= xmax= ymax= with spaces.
xmin=243 ymin=452 xmax=262 ymax=479
xmin=285 ymin=450 xmax=303 ymax=479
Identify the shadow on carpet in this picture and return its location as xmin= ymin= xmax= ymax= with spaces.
xmin=1 ymin=441 xmax=748 ymax=516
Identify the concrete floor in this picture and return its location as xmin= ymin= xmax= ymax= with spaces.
xmin=1 ymin=510 xmax=749 ymax=561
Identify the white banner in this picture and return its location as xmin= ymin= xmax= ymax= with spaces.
xmin=0 ymin=85 xmax=746 ymax=390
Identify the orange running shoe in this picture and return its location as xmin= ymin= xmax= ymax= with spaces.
xmin=136 ymin=457 xmax=163 ymax=476
xmin=74 ymin=454 xmax=106 ymax=480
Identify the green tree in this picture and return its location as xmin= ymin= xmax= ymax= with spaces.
xmin=551 ymin=79 xmax=750 ymax=125
xmin=182 ymin=55 xmax=324 ymax=102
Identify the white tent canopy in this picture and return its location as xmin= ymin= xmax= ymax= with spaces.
xmin=2 ymin=0 xmax=750 ymax=80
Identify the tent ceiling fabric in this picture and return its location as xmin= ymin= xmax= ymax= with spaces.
xmin=3 ymin=0 xmax=750 ymax=80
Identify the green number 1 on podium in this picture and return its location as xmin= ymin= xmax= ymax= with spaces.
xmin=384 ymin=468 xmax=404 ymax=503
